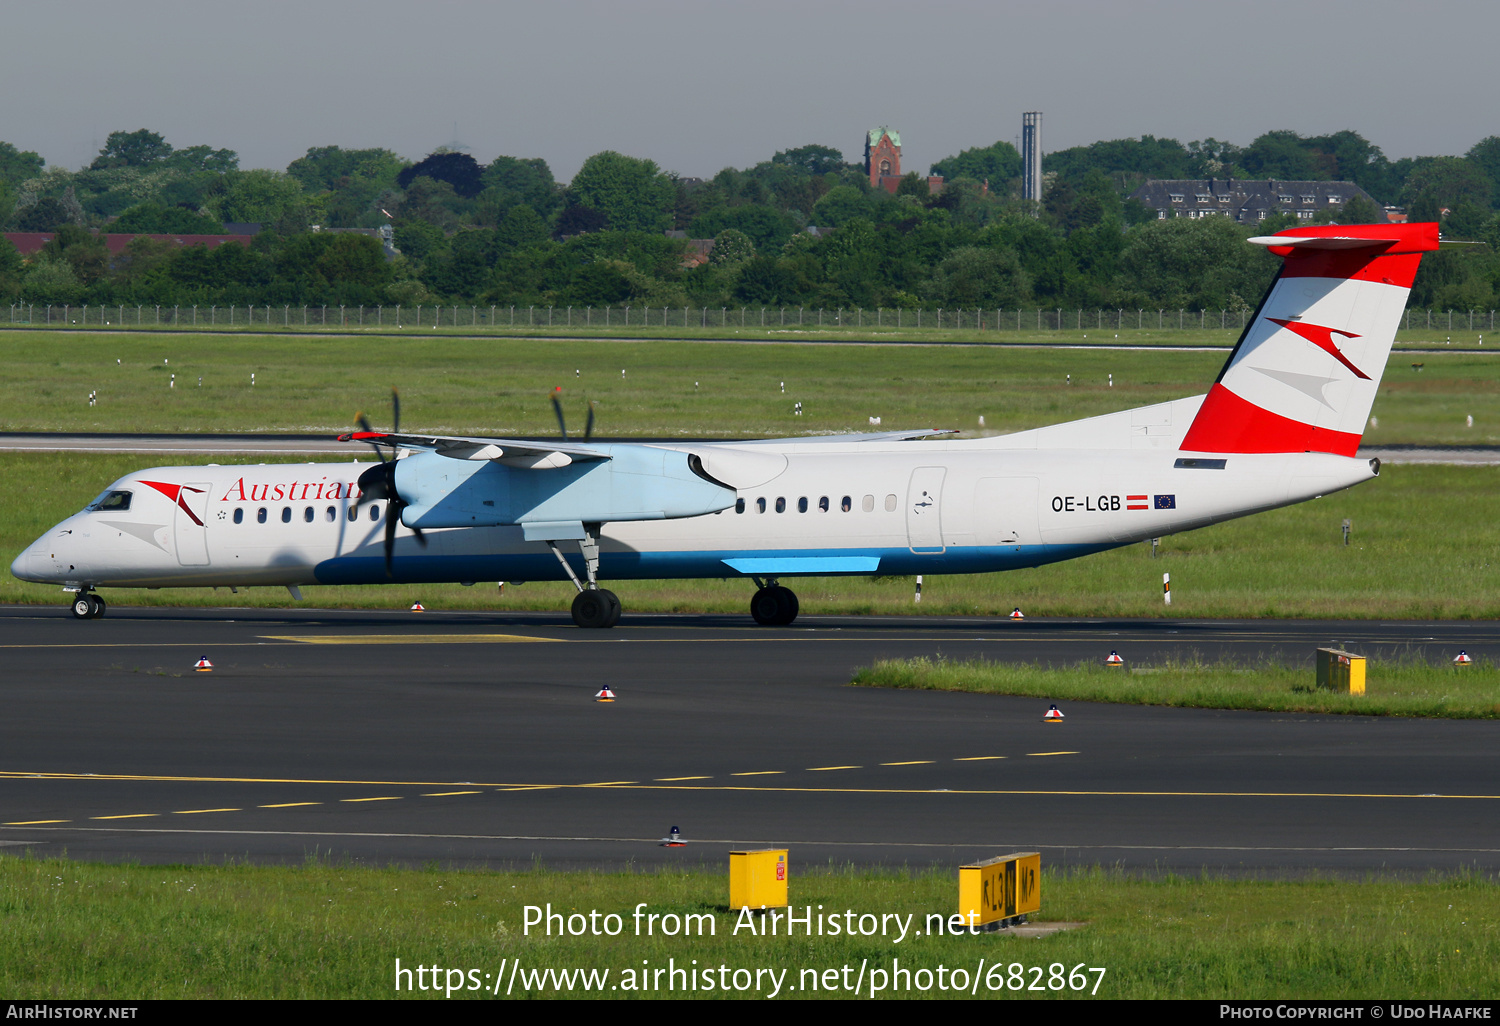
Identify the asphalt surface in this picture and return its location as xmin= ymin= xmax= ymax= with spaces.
xmin=0 ymin=604 xmax=1494 ymax=875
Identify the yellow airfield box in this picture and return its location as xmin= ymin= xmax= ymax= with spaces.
xmin=1316 ymin=648 xmax=1366 ymax=695
xmin=730 ymin=849 xmax=788 ymax=910
xmin=959 ymin=852 xmax=1041 ymax=928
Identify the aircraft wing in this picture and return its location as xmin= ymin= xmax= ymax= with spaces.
xmin=730 ymin=428 xmax=959 ymax=445
xmin=338 ymin=431 xmax=611 ymax=468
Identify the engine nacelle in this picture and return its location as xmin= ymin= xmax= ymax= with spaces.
xmin=395 ymin=445 xmax=737 ymax=528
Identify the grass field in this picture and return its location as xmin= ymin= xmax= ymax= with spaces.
xmin=4 ymin=454 xmax=1498 ymax=620
xmin=1 ymin=855 xmax=1494 ymax=999
xmin=853 ymin=656 xmax=1500 ymax=719
xmin=1 ymin=329 xmax=1499 ymax=443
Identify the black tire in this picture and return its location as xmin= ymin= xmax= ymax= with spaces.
xmin=70 ymin=596 xmax=93 ymax=619
xmin=571 ymin=589 xmax=615 ymax=629
xmin=598 ymin=589 xmax=622 ymax=628
xmin=778 ymin=587 xmax=799 ymax=625
xmin=91 ymin=596 xmax=106 ymax=619
xmin=750 ymin=587 xmax=782 ymax=625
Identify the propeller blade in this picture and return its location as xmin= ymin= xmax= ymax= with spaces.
xmin=584 ymin=401 xmax=596 ymax=442
xmin=356 ymin=461 xmax=393 ymax=503
xmin=354 ymin=412 xmax=388 ymax=463
xmin=383 ymin=500 xmax=398 ymax=577
xmin=551 ymin=393 xmax=568 ymax=439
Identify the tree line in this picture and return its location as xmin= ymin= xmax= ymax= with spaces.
xmin=1 ymin=127 xmax=1497 ymax=314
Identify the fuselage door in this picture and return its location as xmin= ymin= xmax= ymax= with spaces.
xmin=907 ymin=467 xmax=947 ymax=553
xmin=174 ymin=483 xmax=212 ymax=566
xmin=974 ymin=477 xmax=1040 ymax=547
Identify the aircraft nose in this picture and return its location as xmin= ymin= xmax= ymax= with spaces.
xmin=10 ymin=543 xmax=39 ymax=582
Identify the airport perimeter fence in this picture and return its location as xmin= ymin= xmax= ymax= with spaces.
xmin=5 ymin=302 xmax=1498 ymax=335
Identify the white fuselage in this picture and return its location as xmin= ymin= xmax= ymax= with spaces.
xmin=11 ymin=396 xmax=1378 ymax=593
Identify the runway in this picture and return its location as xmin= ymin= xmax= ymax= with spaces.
xmin=0 ymin=605 xmax=1495 ymax=875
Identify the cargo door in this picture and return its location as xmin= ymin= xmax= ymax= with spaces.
xmin=906 ymin=467 xmax=947 ymax=553
xmin=173 ymin=483 xmax=211 ymax=566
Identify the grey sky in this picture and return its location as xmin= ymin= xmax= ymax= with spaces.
xmin=5 ymin=0 xmax=1495 ymax=182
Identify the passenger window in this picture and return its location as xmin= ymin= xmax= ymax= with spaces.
xmin=233 ymin=508 xmax=243 ymax=524
xmin=735 ymin=498 xmax=745 ymax=514
xmin=303 ymin=506 xmax=314 ymax=523
xmin=347 ymin=505 xmax=357 ymax=522
xmin=819 ymin=496 xmax=829 ymax=512
xmin=281 ymin=507 xmax=291 ymax=523
xmin=370 ymin=504 xmax=380 ymax=522
xmin=797 ymin=497 xmax=808 ymax=513
xmin=775 ymin=497 xmax=786 ymax=513
xmin=325 ymin=506 xmax=336 ymax=522
xmin=756 ymin=497 xmax=766 ymax=513
xmin=885 ymin=493 xmax=897 ymax=512
xmin=257 ymin=507 xmax=267 ymax=524
xmin=861 ymin=494 xmax=874 ymax=513
xmin=842 ymin=496 xmax=852 ymax=512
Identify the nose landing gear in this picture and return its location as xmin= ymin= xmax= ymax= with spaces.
xmin=69 ymin=592 xmax=106 ymax=619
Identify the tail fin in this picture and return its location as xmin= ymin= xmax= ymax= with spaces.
xmin=1180 ymin=222 xmax=1440 ymax=456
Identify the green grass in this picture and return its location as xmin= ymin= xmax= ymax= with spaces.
xmin=1 ymin=329 xmax=1498 ymax=443
xmin=1 ymin=855 xmax=1494 ymax=999
xmin=4 ymin=455 xmax=1499 ymax=619
xmin=853 ymin=656 xmax=1500 ymax=719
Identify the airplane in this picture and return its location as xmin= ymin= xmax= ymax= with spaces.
xmin=11 ymin=222 xmax=1449 ymax=627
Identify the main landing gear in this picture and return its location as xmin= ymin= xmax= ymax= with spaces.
xmin=547 ymin=523 xmax=622 ymax=629
xmin=750 ymin=578 xmax=798 ymax=626
xmin=69 ymin=591 xmax=106 ymax=619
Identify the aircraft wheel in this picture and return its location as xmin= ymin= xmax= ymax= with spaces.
xmin=599 ymin=589 xmax=622 ymax=628
xmin=571 ymin=589 xmax=616 ymax=629
xmin=92 ymin=596 xmax=107 ymax=619
xmin=750 ymin=586 xmax=798 ymax=626
xmin=70 ymin=595 xmax=94 ymax=619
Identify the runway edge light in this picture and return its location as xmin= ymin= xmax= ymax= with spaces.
xmin=1454 ymin=650 xmax=1473 ymax=667
xmin=1105 ymin=651 xmax=1124 ymax=667
xmin=730 ymin=849 xmax=788 ymax=912
xmin=193 ymin=656 xmax=213 ymax=672
xmin=660 ymin=825 xmax=685 ymax=847
xmin=1044 ymin=704 xmax=1064 ymax=722
xmin=1010 ymin=607 xmax=1025 ymax=620
xmin=594 ymin=687 xmax=616 ymax=702
xmin=410 ymin=602 xmax=425 ymax=611
xmin=958 ymin=852 xmax=1041 ymax=931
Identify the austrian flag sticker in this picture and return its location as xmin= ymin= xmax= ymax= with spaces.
xmin=1126 ymin=494 xmax=1149 ymax=510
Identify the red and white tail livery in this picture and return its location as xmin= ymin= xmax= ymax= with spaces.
xmin=1182 ymin=222 xmax=1439 ymax=457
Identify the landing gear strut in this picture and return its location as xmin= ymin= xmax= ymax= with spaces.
xmin=750 ymin=579 xmax=798 ymax=626
xmin=69 ymin=592 xmax=105 ymax=619
xmin=547 ymin=523 xmax=622 ymax=629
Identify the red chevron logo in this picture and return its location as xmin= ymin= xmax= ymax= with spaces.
xmin=1267 ymin=317 xmax=1370 ymax=380
xmin=141 ymin=480 xmax=207 ymax=527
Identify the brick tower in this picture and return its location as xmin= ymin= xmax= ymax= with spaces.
xmin=865 ymin=127 xmax=901 ymax=193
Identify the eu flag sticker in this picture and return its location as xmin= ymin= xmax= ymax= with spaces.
xmin=1154 ymin=494 xmax=1176 ymax=509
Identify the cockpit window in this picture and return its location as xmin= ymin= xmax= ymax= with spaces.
xmin=85 ymin=490 xmax=132 ymax=513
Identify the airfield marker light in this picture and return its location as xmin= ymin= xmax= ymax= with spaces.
xmin=1467 ymin=415 xmax=1474 ymax=427
xmin=978 ymin=415 xmax=985 ymax=427
xmin=409 ymin=602 xmax=425 ymax=611
xmin=914 ymin=575 xmax=922 ymax=603
xmin=1342 ymin=519 xmax=1352 ymax=545
xmin=1163 ymin=572 xmax=1171 ymax=605
xmin=1010 ymin=607 xmax=1024 ymax=620
xmin=194 ymin=657 xmax=213 ymax=672
xmin=1066 ymin=374 xmax=1070 ymax=385
xmin=595 ymin=687 xmax=616 ymax=702
xmin=661 ymin=826 xmax=685 ymax=847
xmin=1044 ymin=705 xmax=1064 ymax=722
xmin=1454 ymin=650 xmax=1473 ymax=667
xmin=1106 ymin=651 xmax=1124 ymax=667
xmin=1109 ymin=373 xmax=1113 ymax=387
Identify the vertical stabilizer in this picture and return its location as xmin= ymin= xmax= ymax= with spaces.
xmin=1180 ymin=222 xmax=1440 ymax=456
